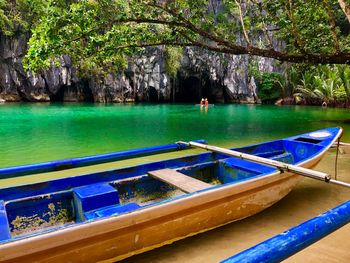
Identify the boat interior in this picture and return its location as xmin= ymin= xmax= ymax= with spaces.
xmin=0 ymin=133 xmax=332 ymax=242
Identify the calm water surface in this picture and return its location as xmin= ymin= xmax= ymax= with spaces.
xmin=0 ymin=103 xmax=349 ymax=168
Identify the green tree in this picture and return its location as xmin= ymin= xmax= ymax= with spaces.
xmin=294 ymin=65 xmax=350 ymax=105
xmin=0 ymin=0 xmax=47 ymax=35
xmin=16 ymin=0 xmax=350 ymax=74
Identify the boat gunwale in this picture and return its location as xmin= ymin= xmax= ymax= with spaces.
xmin=0 ymin=128 xmax=338 ymax=192
xmin=0 ymin=128 xmax=342 ymax=261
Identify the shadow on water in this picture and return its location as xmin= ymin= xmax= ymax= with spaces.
xmin=320 ymin=119 xmax=350 ymax=124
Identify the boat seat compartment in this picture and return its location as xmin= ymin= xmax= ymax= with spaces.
xmin=283 ymin=140 xmax=323 ymax=163
xmin=255 ymin=150 xmax=285 ymax=158
xmin=218 ymin=158 xmax=276 ymax=184
xmin=148 ymin=169 xmax=212 ymax=193
xmin=73 ymin=183 xmax=119 ymax=221
xmin=270 ymin=152 xmax=294 ymax=163
xmin=0 ymin=200 xmax=11 ymax=241
xmin=221 ymin=158 xmax=276 ymax=174
xmin=294 ymin=137 xmax=322 ymax=144
xmin=84 ymin=202 xmax=141 ymax=220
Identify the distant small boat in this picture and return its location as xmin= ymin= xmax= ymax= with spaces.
xmin=0 ymin=127 xmax=342 ymax=262
xmin=0 ymin=99 xmax=5 ymax=104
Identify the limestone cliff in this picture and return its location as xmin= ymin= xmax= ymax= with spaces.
xmin=0 ymin=32 xmax=278 ymax=103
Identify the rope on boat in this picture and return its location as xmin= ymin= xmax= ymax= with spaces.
xmin=335 ymin=137 xmax=340 ymax=180
xmin=178 ymin=141 xmax=350 ymax=189
xmin=332 ymin=141 xmax=350 ymax=154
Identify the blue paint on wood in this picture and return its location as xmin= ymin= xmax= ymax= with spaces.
xmin=73 ymin=183 xmax=119 ymax=221
xmin=221 ymin=199 xmax=350 ymax=263
xmin=90 ymin=202 xmax=141 ymax=219
xmin=270 ymin=152 xmax=294 ymax=163
xmin=5 ymin=192 xmax=75 ymax=235
xmin=0 ymin=201 xmax=11 ymax=241
xmin=0 ymin=127 xmax=342 ymax=243
xmin=0 ymin=152 xmax=215 ymax=202
xmin=0 ymin=140 xmax=207 ymax=179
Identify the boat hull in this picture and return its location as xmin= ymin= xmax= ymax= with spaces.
xmin=0 ymin=156 xmax=323 ymax=263
xmin=0 ymin=127 xmax=343 ymax=262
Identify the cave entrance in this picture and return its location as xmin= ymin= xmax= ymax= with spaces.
xmin=50 ymin=86 xmax=65 ymax=102
xmin=177 ymin=76 xmax=201 ymax=102
xmin=148 ymin=86 xmax=158 ymax=102
xmin=49 ymin=83 xmax=94 ymax=102
xmin=176 ymin=76 xmax=212 ymax=103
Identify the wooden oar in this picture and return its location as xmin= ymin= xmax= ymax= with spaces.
xmin=178 ymin=141 xmax=350 ymax=188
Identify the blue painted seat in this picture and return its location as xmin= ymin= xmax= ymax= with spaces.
xmin=255 ymin=150 xmax=285 ymax=158
xmin=218 ymin=157 xmax=277 ymax=184
xmin=271 ymin=152 xmax=294 ymax=163
xmin=73 ymin=183 xmax=119 ymax=221
xmin=84 ymin=202 xmax=141 ymax=220
xmin=221 ymin=157 xmax=276 ymax=175
xmin=0 ymin=200 xmax=11 ymax=241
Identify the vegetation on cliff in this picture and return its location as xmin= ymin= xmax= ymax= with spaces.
xmin=293 ymin=65 xmax=350 ymax=106
xmin=0 ymin=0 xmax=46 ymax=35
xmin=19 ymin=0 xmax=350 ymax=72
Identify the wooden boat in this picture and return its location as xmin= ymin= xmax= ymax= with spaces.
xmin=0 ymin=127 xmax=342 ymax=262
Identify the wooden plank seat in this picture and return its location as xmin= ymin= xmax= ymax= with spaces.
xmin=148 ymin=169 xmax=212 ymax=193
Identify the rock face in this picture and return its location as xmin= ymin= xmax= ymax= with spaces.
xmin=0 ymin=32 xmax=278 ymax=103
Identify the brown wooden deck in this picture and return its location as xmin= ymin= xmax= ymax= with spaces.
xmin=148 ymin=169 xmax=212 ymax=193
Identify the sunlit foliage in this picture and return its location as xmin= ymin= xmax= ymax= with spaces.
xmin=2 ymin=1 xmax=350 ymax=74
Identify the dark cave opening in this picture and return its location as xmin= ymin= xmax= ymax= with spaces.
xmin=50 ymin=86 xmax=65 ymax=102
xmin=49 ymin=83 xmax=94 ymax=102
xmin=176 ymin=76 xmax=214 ymax=103
xmin=148 ymin=86 xmax=158 ymax=102
xmin=82 ymin=85 xmax=94 ymax=102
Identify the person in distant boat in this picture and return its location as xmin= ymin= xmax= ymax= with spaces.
xmin=205 ymin=98 xmax=209 ymax=107
xmin=200 ymin=98 xmax=205 ymax=106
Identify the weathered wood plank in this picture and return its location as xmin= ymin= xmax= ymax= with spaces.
xmin=148 ymin=169 xmax=212 ymax=193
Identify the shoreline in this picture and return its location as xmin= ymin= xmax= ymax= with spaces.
xmin=1 ymin=100 xmax=349 ymax=109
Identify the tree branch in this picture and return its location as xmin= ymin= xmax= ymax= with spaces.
xmin=284 ymin=0 xmax=305 ymax=53
xmin=338 ymin=0 xmax=350 ymax=23
xmin=235 ymin=0 xmax=251 ymax=46
xmin=251 ymin=0 xmax=274 ymax=49
xmin=114 ymin=18 xmax=187 ymax=28
xmin=323 ymin=0 xmax=341 ymax=54
xmin=147 ymin=2 xmax=248 ymax=53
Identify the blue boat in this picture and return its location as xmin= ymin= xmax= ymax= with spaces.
xmin=222 ymin=198 xmax=350 ymax=263
xmin=0 ymin=127 xmax=342 ymax=262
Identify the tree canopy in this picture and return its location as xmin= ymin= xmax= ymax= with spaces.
xmin=2 ymin=0 xmax=350 ymax=73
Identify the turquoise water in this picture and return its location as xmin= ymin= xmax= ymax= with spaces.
xmin=0 ymin=103 xmax=349 ymax=168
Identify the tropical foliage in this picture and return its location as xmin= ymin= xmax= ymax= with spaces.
xmin=248 ymin=62 xmax=283 ymax=103
xmin=4 ymin=0 xmax=347 ymax=74
xmin=0 ymin=0 xmax=47 ymax=35
xmin=293 ymin=65 xmax=350 ymax=105
xmin=256 ymin=73 xmax=283 ymax=104
xmin=249 ymin=62 xmax=350 ymax=106
xmin=2 ymin=1 xmax=350 ymax=107
xmin=165 ymin=47 xmax=183 ymax=77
